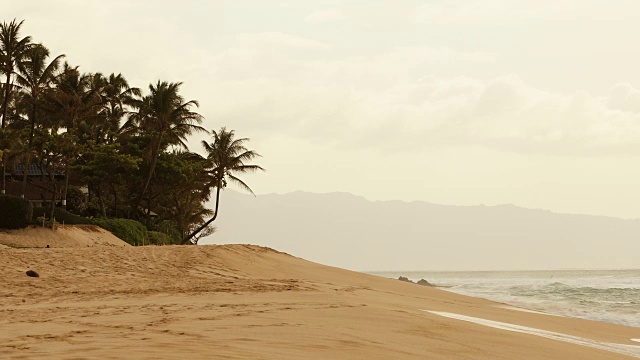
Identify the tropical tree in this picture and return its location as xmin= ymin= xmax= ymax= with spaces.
xmin=148 ymin=150 xmax=212 ymax=242
xmin=183 ymin=127 xmax=264 ymax=244
xmin=15 ymin=44 xmax=62 ymax=139
xmin=15 ymin=43 xmax=64 ymax=196
xmin=33 ymin=130 xmax=72 ymax=218
xmin=99 ymin=73 xmax=140 ymax=144
xmin=76 ymin=142 xmax=140 ymax=217
xmin=47 ymin=63 xmax=103 ymax=208
xmin=0 ymin=19 xmax=31 ymax=194
xmin=49 ymin=63 xmax=102 ymax=132
xmin=0 ymin=18 xmax=266 ymax=245
xmin=124 ymin=81 xmax=206 ymax=212
xmin=0 ymin=19 xmax=31 ymax=128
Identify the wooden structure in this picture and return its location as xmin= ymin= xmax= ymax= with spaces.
xmin=3 ymin=163 xmax=64 ymax=208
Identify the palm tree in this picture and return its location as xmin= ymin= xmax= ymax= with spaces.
xmin=15 ymin=44 xmax=64 ymax=197
xmin=124 ymin=81 xmax=206 ymax=212
xmin=99 ymin=73 xmax=140 ymax=144
xmin=0 ymin=19 xmax=31 ymax=128
xmin=183 ymin=127 xmax=264 ymax=244
xmin=153 ymin=150 xmax=214 ymax=242
xmin=0 ymin=19 xmax=31 ymax=195
xmin=16 ymin=44 xmax=63 ymax=143
xmin=176 ymin=195 xmax=214 ymax=244
xmin=47 ymin=64 xmax=103 ymax=208
xmin=50 ymin=64 xmax=102 ymax=132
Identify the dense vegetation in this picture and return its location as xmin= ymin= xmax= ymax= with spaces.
xmin=92 ymin=218 xmax=150 ymax=246
xmin=0 ymin=19 xmax=264 ymax=243
xmin=32 ymin=206 xmax=92 ymax=225
xmin=0 ymin=194 xmax=32 ymax=229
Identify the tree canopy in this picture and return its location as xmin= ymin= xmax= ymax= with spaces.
xmin=0 ymin=18 xmax=263 ymax=244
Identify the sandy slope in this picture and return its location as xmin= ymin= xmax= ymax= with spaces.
xmin=0 ymin=225 xmax=129 ymax=248
xmin=0 ymin=245 xmax=638 ymax=359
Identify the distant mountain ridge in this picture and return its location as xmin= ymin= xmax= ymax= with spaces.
xmin=204 ymin=190 xmax=640 ymax=271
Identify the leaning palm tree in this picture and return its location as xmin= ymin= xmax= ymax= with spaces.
xmin=183 ymin=127 xmax=264 ymax=244
xmin=124 ymin=81 xmax=206 ymax=212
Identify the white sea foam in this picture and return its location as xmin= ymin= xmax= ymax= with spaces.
xmin=496 ymin=305 xmax=562 ymax=317
xmin=371 ymin=269 xmax=640 ymax=327
xmin=423 ymin=310 xmax=640 ymax=358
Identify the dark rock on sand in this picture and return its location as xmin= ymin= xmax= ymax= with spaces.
xmin=417 ymin=279 xmax=433 ymax=287
xmin=397 ymin=276 xmax=434 ymax=287
xmin=26 ymin=270 xmax=39 ymax=278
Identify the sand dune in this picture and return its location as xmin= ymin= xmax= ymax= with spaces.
xmin=0 ymin=225 xmax=129 ymax=248
xmin=1 ymin=245 xmax=638 ymax=359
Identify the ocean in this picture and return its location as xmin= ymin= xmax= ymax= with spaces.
xmin=369 ymin=269 xmax=640 ymax=328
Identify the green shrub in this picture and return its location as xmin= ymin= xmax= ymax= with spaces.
xmin=148 ymin=231 xmax=176 ymax=245
xmin=32 ymin=207 xmax=92 ymax=225
xmin=149 ymin=220 xmax=182 ymax=244
xmin=0 ymin=195 xmax=33 ymax=229
xmin=93 ymin=218 xmax=149 ymax=246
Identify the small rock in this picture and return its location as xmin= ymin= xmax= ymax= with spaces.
xmin=398 ymin=276 xmax=414 ymax=283
xmin=26 ymin=270 xmax=39 ymax=278
xmin=417 ymin=279 xmax=434 ymax=287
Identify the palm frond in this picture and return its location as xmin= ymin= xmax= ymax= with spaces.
xmin=226 ymin=174 xmax=256 ymax=195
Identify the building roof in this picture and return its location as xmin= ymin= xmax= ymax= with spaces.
xmin=9 ymin=163 xmax=65 ymax=177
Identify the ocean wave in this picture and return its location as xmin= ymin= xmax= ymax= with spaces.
xmin=371 ymin=270 xmax=640 ymax=327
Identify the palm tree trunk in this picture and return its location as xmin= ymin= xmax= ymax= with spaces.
xmin=49 ymin=172 xmax=56 ymax=220
xmin=183 ymin=186 xmax=221 ymax=244
xmin=96 ymin=187 xmax=106 ymax=218
xmin=1 ymin=161 xmax=5 ymax=195
xmin=21 ymin=102 xmax=37 ymax=198
xmin=133 ymin=135 xmax=163 ymax=212
xmin=145 ymin=198 xmax=152 ymax=224
xmin=1 ymin=74 xmax=11 ymax=129
xmin=1 ymin=74 xmax=13 ymax=195
xmin=29 ymin=102 xmax=36 ymax=145
xmin=62 ymin=163 xmax=69 ymax=209
xmin=111 ymin=183 xmax=118 ymax=218
xmin=21 ymin=156 xmax=29 ymax=197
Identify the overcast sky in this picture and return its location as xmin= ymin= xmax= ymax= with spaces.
xmin=8 ymin=1 xmax=640 ymax=218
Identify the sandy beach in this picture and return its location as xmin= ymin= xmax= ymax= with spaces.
xmin=1 ymin=234 xmax=639 ymax=359
xmin=4 ymin=4 xmax=640 ymax=359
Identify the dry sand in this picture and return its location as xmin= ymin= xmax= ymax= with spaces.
xmin=0 ymin=225 xmax=129 ymax=248
xmin=1 ymin=242 xmax=639 ymax=359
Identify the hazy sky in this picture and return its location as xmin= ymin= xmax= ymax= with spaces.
xmin=8 ymin=1 xmax=640 ymax=218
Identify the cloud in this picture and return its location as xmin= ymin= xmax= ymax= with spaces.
xmin=12 ymin=2 xmax=640 ymax=156
xmin=304 ymin=9 xmax=348 ymax=23
xmin=608 ymin=83 xmax=640 ymax=113
xmin=234 ymin=32 xmax=332 ymax=51
xmin=198 ymin=38 xmax=640 ymax=155
xmin=414 ymin=0 xmax=626 ymax=25
xmin=416 ymin=0 xmax=505 ymax=25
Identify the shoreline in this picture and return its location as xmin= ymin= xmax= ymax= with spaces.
xmin=371 ymin=269 xmax=640 ymax=329
xmin=424 ymin=310 xmax=640 ymax=358
xmin=1 ymin=245 xmax=639 ymax=359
